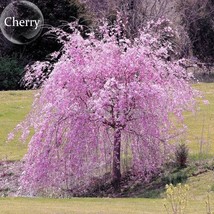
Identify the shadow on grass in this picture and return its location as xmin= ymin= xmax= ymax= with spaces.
xmin=123 ymin=169 xmax=189 ymax=198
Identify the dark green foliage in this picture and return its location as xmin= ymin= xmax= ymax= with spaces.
xmin=162 ymin=170 xmax=188 ymax=186
xmin=0 ymin=57 xmax=24 ymax=90
xmin=175 ymin=143 xmax=189 ymax=169
xmin=0 ymin=0 xmax=92 ymax=62
xmin=0 ymin=0 xmax=92 ymax=90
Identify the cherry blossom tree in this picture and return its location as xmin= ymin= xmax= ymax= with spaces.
xmin=13 ymin=20 xmax=197 ymax=196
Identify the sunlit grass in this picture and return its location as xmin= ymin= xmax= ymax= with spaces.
xmin=184 ymin=83 xmax=214 ymax=155
xmin=186 ymin=171 xmax=214 ymax=200
xmin=0 ymin=90 xmax=34 ymax=160
xmin=0 ymin=196 xmax=213 ymax=214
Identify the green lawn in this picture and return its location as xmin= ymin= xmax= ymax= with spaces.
xmin=0 ymin=90 xmax=34 ymax=160
xmin=0 ymin=196 xmax=213 ymax=214
xmin=184 ymin=83 xmax=214 ymax=155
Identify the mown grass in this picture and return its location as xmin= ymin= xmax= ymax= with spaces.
xmin=0 ymin=90 xmax=34 ymax=160
xmin=0 ymin=196 xmax=213 ymax=214
xmin=187 ymin=171 xmax=214 ymax=200
xmin=184 ymin=83 xmax=214 ymax=155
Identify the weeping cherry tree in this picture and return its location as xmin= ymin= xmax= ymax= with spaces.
xmin=12 ymin=19 xmax=197 ymax=195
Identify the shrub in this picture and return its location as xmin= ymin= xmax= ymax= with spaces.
xmin=162 ymin=170 xmax=188 ymax=186
xmin=164 ymin=183 xmax=190 ymax=214
xmin=0 ymin=57 xmax=24 ymax=90
xmin=175 ymin=143 xmax=189 ymax=169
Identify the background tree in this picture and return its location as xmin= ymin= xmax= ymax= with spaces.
xmin=82 ymin=0 xmax=174 ymax=38
xmin=176 ymin=0 xmax=214 ymax=62
xmin=0 ymin=57 xmax=24 ymax=90
xmin=12 ymin=20 xmax=197 ymax=196
xmin=0 ymin=0 xmax=92 ymax=90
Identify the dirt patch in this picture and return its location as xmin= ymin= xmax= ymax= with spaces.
xmin=0 ymin=161 xmax=23 ymax=197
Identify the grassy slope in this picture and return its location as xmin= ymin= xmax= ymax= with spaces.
xmin=184 ymin=83 xmax=214 ymax=155
xmin=0 ymin=91 xmax=34 ymax=160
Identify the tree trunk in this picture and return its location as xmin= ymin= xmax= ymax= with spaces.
xmin=112 ymin=127 xmax=122 ymax=191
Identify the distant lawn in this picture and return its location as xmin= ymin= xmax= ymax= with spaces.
xmin=0 ymin=196 xmax=213 ymax=214
xmin=184 ymin=83 xmax=214 ymax=156
xmin=0 ymin=90 xmax=34 ymax=160
xmin=0 ymin=83 xmax=214 ymax=160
